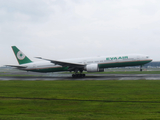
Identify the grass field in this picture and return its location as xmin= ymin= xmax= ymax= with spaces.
xmin=0 ymin=80 xmax=160 ymax=120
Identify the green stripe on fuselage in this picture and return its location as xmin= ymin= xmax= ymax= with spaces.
xmin=98 ymin=60 xmax=151 ymax=68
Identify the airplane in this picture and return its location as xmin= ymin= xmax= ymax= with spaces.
xmin=7 ymin=46 xmax=152 ymax=78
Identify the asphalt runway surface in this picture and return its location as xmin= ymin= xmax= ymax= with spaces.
xmin=1 ymin=73 xmax=160 ymax=80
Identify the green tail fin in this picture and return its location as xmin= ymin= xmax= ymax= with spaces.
xmin=12 ymin=46 xmax=32 ymax=65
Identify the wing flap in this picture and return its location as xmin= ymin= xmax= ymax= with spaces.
xmin=35 ymin=57 xmax=85 ymax=68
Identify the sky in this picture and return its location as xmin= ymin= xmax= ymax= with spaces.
xmin=0 ymin=0 xmax=160 ymax=66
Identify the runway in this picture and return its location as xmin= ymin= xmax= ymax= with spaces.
xmin=1 ymin=74 xmax=160 ymax=80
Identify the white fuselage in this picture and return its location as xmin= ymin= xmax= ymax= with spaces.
xmin=19 ymin=54 xmax=152 ymax=72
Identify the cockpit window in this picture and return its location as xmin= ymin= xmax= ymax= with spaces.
xmin=146 ymin=56 xmax=149 ymax=58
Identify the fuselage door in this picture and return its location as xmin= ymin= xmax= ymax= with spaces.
xmin=33 ymin=64 xmax=37 ymax=68
xmin=137 ymin=55 xmax=140 ymax=60
xmin=84 ymin=60 xmax=87 ymax=64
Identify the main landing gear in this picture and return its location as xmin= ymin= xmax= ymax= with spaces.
xmin=71 ymin=69 xmax=86 ymax=78
xmin=72 ymin=74 xmax=85 ymax=78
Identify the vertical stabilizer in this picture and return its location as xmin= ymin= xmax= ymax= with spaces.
xmin=12 ymin=46 xmax=32 ymax=65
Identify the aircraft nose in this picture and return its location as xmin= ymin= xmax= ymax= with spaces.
xmin=149 ymin=58 xmax=153 ymax=62
xmin=146 ymin=56 xmax=152 ymax=61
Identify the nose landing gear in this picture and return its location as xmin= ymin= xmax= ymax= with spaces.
xmin=140 ymin=65 xmax=143 ymax=71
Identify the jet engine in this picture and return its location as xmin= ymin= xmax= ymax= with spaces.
xmin=86 ymin=64 xmax=104 ymax=72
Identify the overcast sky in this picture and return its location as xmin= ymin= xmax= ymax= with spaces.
xmin=0 ymin=0 xmax=160 ymax=66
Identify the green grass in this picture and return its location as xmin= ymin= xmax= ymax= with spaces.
xmin=1 ymin=80 xmax=160 ymax=120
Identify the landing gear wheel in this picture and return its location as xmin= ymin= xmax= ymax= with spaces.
xmin=72 ymin=74 xmax=75 ymax=78
xmin=83 ymin=74 xmax=85 ymax=77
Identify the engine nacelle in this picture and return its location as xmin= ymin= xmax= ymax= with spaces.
xmin=86 ymin=64 xmax=104 ymax=72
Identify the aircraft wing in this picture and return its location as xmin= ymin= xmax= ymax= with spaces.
xmin=35 ymin=57 xmax=85 ymax=68
xmin=5 ymin=65 xmax=27 ymax=69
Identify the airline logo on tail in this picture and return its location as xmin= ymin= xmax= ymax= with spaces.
xmin=17 ymin=51 xmax=26 ymax=60
xmin=12 ymin=46 xmax=32 ymax=65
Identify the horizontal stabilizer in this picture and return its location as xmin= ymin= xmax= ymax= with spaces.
xmin=6 ymin=65 xmax=27 ymax=69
